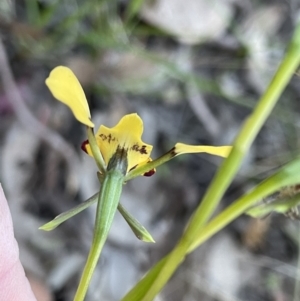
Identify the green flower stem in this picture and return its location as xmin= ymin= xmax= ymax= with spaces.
xmin=74 ymin=168 xmax=124 ymax=301
xmin=123 ymin=155 xmax=300 ymax=301
xmin=124 ymin=22 xmax=300 ymax=301
xmin=188 ymin=157 xmax=300 ymax=253
xmin=87 ymin=127 xmax=106 ymax=173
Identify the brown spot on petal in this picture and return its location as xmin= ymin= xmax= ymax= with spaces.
xmin=81 ymin=140 xmax=89 ymax=153
xmin=99 ymin=133 xmax=107 ymax=141
xmin=131 ymin=144 xmax=148 ymax=154
xmin=100 ymin=133 xmax=116 ymax=143
xmin=143 ymin=169 xmax=156 ymax=177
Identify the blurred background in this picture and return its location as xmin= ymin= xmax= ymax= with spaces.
xmin=1 ymin=0 xmax=300 ymax=300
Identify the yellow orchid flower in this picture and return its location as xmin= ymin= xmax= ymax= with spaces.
xmin=81 ymin=113 xmax=154 ymax=175
xmin=81 ymin=114 xmax=232 ymax=179
xmin=43 ymin=66 xmax=232 ymax=301
xmin=45 ymin=66 xmax=231 ymax=178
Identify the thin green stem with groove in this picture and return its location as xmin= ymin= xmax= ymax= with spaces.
xmin=123 ymin=152 xmax=300 ymax=301
xmin=74 ymin=168 xmax=124 ymax=301
xmin=123 ymin=21 xmax=300 ymax=301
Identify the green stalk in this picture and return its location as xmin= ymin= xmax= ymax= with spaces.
xmin=74 ymin=168 xmax=124 ymax=301
xmin=123 ymin=22 xmax=300 ymax=301
xmin=183 ymin=20 xmax=300 ymax=249
xmin=123 ymin=155 xmax=300 ymax=301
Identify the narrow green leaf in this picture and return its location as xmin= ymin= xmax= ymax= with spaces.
xmin=122 ymin=156 xmax=300 ymax=301
xmin=189 ymin=156 xmax=300 ymax=253
xmin=39 ymin=189 xmax=154 ymax=244
xmin=118 ymin=203 xmax=155 ymax=243
xmin=122 ymin=258 xmax=168 ymax=301
xmin=39 ymin=192 xmax=98 ymax=231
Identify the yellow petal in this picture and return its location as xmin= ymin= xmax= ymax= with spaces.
xmin=174 ymin=143 xmax=232 ymax=158
xmin=83 ymin=114 xmax=153 ymax=172
xmin=45 ymin=66 xmax=94 ymax=127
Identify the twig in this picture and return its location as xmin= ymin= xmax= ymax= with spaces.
xmin=0 ymin=37 xmax=80 ymax=193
